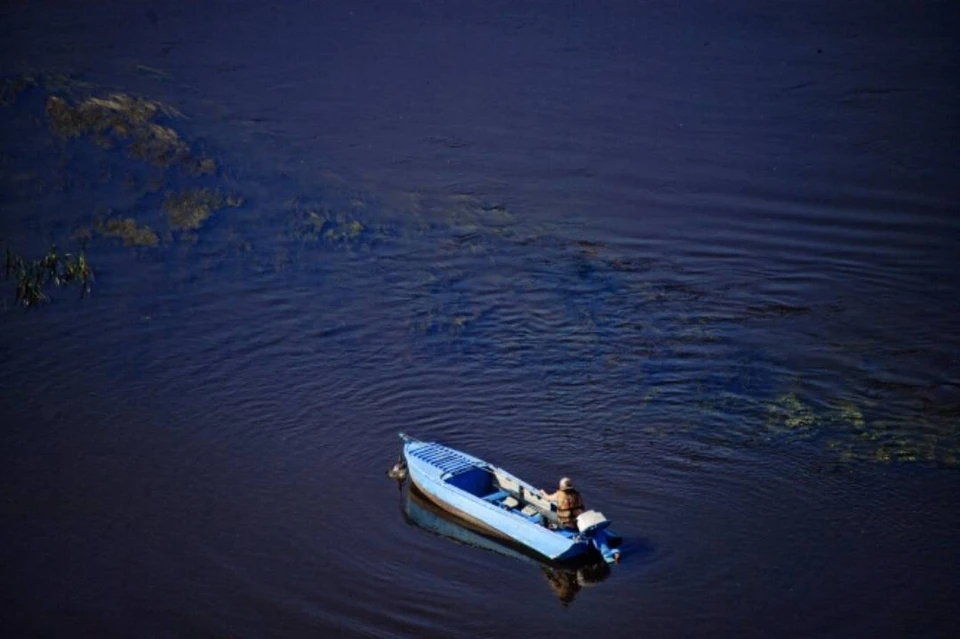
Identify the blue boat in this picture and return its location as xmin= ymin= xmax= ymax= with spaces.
xmin=402 ymin=487 xmax=611 ymax=605
xmin=400 ymin=433 xmax=621 ymax=564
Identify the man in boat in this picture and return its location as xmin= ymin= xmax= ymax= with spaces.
xmin=540 ymin=477 xmax=585 ymax=530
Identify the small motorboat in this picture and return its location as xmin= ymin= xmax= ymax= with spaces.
xmin=399 ymin=433 xmax=621 ymax=564
xmin=402 ymin=486 xmax=611 ymax=605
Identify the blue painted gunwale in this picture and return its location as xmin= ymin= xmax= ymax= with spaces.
xmin=400 ymin=434 xmax=589 ymax=562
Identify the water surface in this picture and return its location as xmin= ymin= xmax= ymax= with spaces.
xmin=2 ymin=1 xmax=959 ymax=637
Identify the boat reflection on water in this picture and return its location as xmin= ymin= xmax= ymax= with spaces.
xmin=540 ymin=562 xmax=611 ymax=606
xmin=401 ymin=486 xmax=611 ymax=606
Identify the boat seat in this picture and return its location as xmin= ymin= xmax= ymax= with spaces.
xmin=502 ymin=496 xmax=520 ymax=509
xmin=520 ymin=504 xmax=540 ymax=517
xmin=482 ymin=490 xmax=510 ymax=504
xmin=520 ymin=504 xmax=544 ymax=525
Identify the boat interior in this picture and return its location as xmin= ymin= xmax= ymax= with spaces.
xmin=444 ymin=465 xmax=560 ymax=527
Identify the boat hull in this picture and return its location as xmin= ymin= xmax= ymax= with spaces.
xmin=410 ymin=475 xmax=517 ymax=543
xmin=401 ymin=436 xmax=593 ymax=563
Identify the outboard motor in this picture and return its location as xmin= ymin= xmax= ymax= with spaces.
xmin=577 ymin=510 xmax=620 ymax=564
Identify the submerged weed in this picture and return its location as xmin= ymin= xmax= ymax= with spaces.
xmin=766 ymin=393 xmax=820 ymax=430
xmin=836 ymin=400 xmax=866 ymax=430
xmin=191 ymin=156 xmax=217 ymax=176
xmin=164 ymin=188 xmax=224 ymax=231
xmin=290 ymin=204 xmax=372 ymax=244
xmin=46 ymin=93 xmax=191 ymax=167
xmin=101 ymin=217 xmax=160 ymax=247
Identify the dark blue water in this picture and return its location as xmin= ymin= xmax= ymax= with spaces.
xmin=2 ymin=1 xmax=959 ymax=637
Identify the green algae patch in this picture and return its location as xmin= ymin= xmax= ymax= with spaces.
xmin=5 ymin=77 xmax=244 ymax=256
xmin=191 ymin=156 xmax=217 ymax=176
xmin=324 ymin=217 xmax=365 ymax=241
xmin=46 ymin=93 xmax=190 ymax=167
xmin=4 ymin=245 xmax=94 ymax=307
xmin=793 ymin=398 xmax=960 ymax=469
xmin=289 ymin=203 xmax=376 ymax=245
xmin=101 ymin=218 xmax=160 ymax=247
xmin=225 ymin=193 xmax=245 ymax=208
xmin=767 ymin=393 xmax=820 ymax=431
xmin=49 ymin=94 xmax=160 ymax=135
xmin=835 ymin=400 xmax=866 ymax=430
xmin=164 ymin=189 xmax=225 ymax=231
xmin=129 ymin=124 xmax=190 ymax=166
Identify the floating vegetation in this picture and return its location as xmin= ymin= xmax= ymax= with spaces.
xmin=191 ymin=156 xmax=217 ymax=176
xmin=6 ymin=75 xmax=228 ymax=193
xmin=376 ymin=190 xmax=516 ymax=234
xmin=290 ymin=203 xmax=373 ymax=245
xmin=4 ymin=245 xmax=93 ymax=307
xmin=755 ymin=389 xmax=960 ymax=470
xmin=100 ymin=217 xmax=160 ymax=247
xmin=442 ymin=194 xmax=515 ymax=230
xmin=0 ymin=73 xmax=39 ymax=106
xmin=129 ymin=122 xmax=190 ymax=167
xmin=163 ymin=188 xmax=230 ymax=231
xmin=1 ymin=74 xmax=244 ymax=290
xmin=321 ymin=215 xmax=365 ymax=242
xmin=225 ymin=193 xmax=245 ymax=208
xmin=766 ymin=392 xmax=820 ymax=431
xmin=3 ymin=71 xmax=957 ymax=479
xmin=46 ymin=93 xmax=191 ymax=167
xmin=835 ymin=400 xmax=866 ymax=430
xmin=408 ymin=305 xmax=475 ymax=335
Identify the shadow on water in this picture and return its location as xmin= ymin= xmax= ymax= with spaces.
xmin=400 ymin=485 xmax=617 ymax=607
